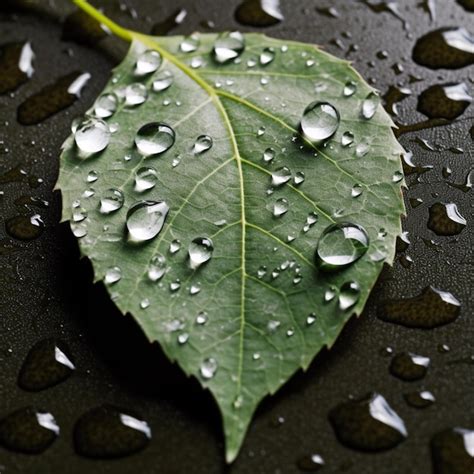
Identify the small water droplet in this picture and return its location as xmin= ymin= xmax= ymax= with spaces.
xmin=273 ymin=198 xmax=289 ymax=217
xmin=392 ymin=171 xmax=403 ymax=183
xmin=126 ymin=201 xmax=169 ymax=242
xmin=135 ymin=50 xmax=162 ymax=75
xmin=75 ymin=117 xmax=110 ymax=153
xmin=194 ymin=135 xmax=213 ymax=154
xmin=188 ymin=237 xmax=214 ymax=269
xmin=147 ymin=254 xmax=166 ymax=281
xmin=213 ymin=32 xmax=245 ymax=63
xmin=286 ymin=328 xmax=295 ymax=337
xmin=125 ymin=83 xmax=148 ymax=106
xmin=99 ymin=189 xmax=124 ymax=214
xmin=200 ymin=358 xmax=218 ymax=379
xmin=306 ymin=313 xmax=316 ymax=325
xmin=404 ymin=390 xmax=435 ymax=409
xmin=169 ymin=239 xmax=181 ymax=254
xmin=87 ymin=170 xmax=98 ymax=183
xmin=134 ymin=167 xmax=158 ymax=192
xmin=105 ymin=266 xmax=122 ymax=284
xmin=301 ymin=101 xmax=340 ymax=143
xmin=170 ymin=279 xmax=181 ymax=292
xmin=271 ymin=166 xmax=291 ymax=186
xmin=263 ymin=147 xmax=276 ymax=162
xmin=355 ymin=141 xmax=370 ymax=157
xmin=196 ymin=311 xmax=208 ymax=325
xmin=341 ymin=131 xmax=354 ymax=147
xmin=390 ymin=352 xmax=430 ymax=381
xmin=339 ymin=281 xmax=360 ymax=310
xmin=260 ymin=47 xmax=275 ymax=65
xmin=140 ymin=298 xmax=150 ymax=309
xmin=362 ymin=92 xmax=380 ymax=119
xmin=180 ymin=34 xmax=200 ymax=53
xmin=190 ymin=283 xmax=201 ymax=295
xmin=428 ymin=202 xmax=467 ymax=236
xmin=152 ymin=70 xmax=174 ymax=92
xmin=343 ymin=80 xmax=357 ymax=97
xmin=324 ymin=286 xmax=337 ymax=302
xmin=296 ymin=453 xmax=325 ymax=471
xmin=178 ymin=333 xmax=189 ymax=344
xmin=135 ymin=122 xmax=175 ymax=156
xmin=294 ymin=171 xmax=305 ymax=185
xmin=351 ymin=184 xmax=363 ymax=198
xmin=94 ymin=93 xmax=118 ymax=118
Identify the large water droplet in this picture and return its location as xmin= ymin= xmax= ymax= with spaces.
xmin=339 ymin=281 xmax=360 ymax=310
xmin=315 ymin=223 xmax=369 ymax=271
xmin=135 ymin=122 xmax=175 ymax=156
xmin=134 ymin=167 xmax=158 ymax=192
xmin=362 ymin=92 xmax=380 ymax=119
xmin=147 ymin=254 xmax=166 ymax=281
xmin=152 ymin=70 xmax=174 ymax=92
xmin=75 ymin=117 xmax=110 ymax=154
xmin=194 ymin=135 xmax=213 ymax=154
xmin=99 ymin=189 xmax=124 ymax=214
xmin=94 ymin=93 xmax=118 ymax=118
xmin=301 ymin=101 xmax=340 ymax=142
xmin=273 ymin=198 xmax=289 ymax=217
xmin=271 ymin=166 xmax=292 ymax=186
xmin=329 ymin=393 xmax=407 ymax=451
xmin=428 ymin=202 xmax=467 ymax=236
xmin=390 ymin=352 xmax=430 ymax=381
xmin=213 ymin=32 xmax=245 ymax=63
xmin=188 ymin=237 xmax=214 ymax=269
xmin=200 ymin=358 xmax=217 ymax=379
xmin=126 ymin=201 xmax=169 ymax=242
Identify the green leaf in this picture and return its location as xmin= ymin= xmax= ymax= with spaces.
xmin=57 ymin=1 xmax=404 ymax=462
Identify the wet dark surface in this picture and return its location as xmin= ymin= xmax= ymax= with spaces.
xmin=0 ymin=1 xmax=473 ymax=473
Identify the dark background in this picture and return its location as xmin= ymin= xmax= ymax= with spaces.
xmin=0 ymin=0 xmax=472 ymax=473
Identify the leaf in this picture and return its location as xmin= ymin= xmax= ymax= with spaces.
xmin=57 ymin=0 xmax=405 ymax=462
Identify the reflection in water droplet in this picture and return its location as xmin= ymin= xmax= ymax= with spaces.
xmin=271 ymin=167 xmax=292 ymax=186
xmin=273 ymin=198 xmax=289 ymax=217
xmin=200 ymin=358 xmax=217 ymax=379
xmin=361 ymin=92 xmax=380 ymax=119
xmin=378 ymin=286 xmax=461 ymax=328
xmin=390 ymin=352 xmax=430 ymax=381
xmin=152 ymin=70 xmax=174 ymax=92
xmin=339 ymin=281 xmax=360 ymax=311
xmin=94 ymin=93 xmax=118 ymax=118
xmin=99 ymin=189 xmax=124 ymax=214
xmin=105 ymin=266 xmax=122 ymax=285
xmin=188 ymin=237 xmax=214 ymax=269
xmin=428 ymin=202 xmax=467 ymax=236
xmin=194 ymin=135 xmax=213 ymax=154
xmin=148 ymin=254 xmax=166 ymax=282
xmin=0 ymin=407 xmax=59 ymax=454
xmin=135 ymin=50 xmax=162 ymax=76
xmin=316 ymin=223 xmax=369 ymax=271
xmin=18 ymin=339 xmax=75 ymax=391
xmin=301 ymin=101 xmax=340 ymax=143
xmin=234 ymin=0 xmax=284 ymax=27
xmin=75 ymin=117 xmax=110 ymax=153
xmin=213 ymin=32 xmax=245 ymax=63
xmin=431 ymin=427 xmax=474 ymax=473
xmin=404 ymin=390 xmax=435 ymax=409
xmin=329 ymin=393 xmax=407 ymax=451
xmin=125 ymin=83 xmax=148 ymax=106
xmin=74 ymin=405 xmax=151 ymax=459
xmin=134 ymin=167 xmax=158 ymax=192
xmin=126 ymin=201 xmax=169 ymax=242
xmin=135 ymin=122 xmax=175 ymax=156
xmin=418 ymin=83 xmax=472 ymax=120
xmin=413 ymin=28 xmax=474 ymax=69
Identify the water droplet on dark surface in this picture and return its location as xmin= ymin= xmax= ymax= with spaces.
xmin=18 ymin=338 xmax=75 ymax=391
xmin=5 ymin=214 xmax=44 ymax=241
xmin=151 ymin=8 xmax=187 ymax=34
xmin=428 ymin=202 xmax=467 ymax=236
xmin=301 ymin=101 xmax=340 ymax=143
xmin=297 ymin=453 xmax=325 ymax=471
xmin=315 ymin=223 xmax=369 ymax=271
xmin=404 ymin=390 xmax=435 ymax=408
xmin=0 ymin=42 xmax=35 ymax=94
xmin=390 ymin=352 xmax=430 ymax=381
xmin=235 ymin=0 xmax=284 ymax=27
xmin=418 ymin=0 xmax=436 ymax=21
xmin=329 ymin=393 xmax=407 ymax=451
xmin=417 ymin=83 xmax=472 ymax=120
xmin=0 ymin=407 xmax=59 ymax=454
xmin=126 ymin=201 xmax=169 ymax=242
xmin=317 ymin=6 xmax=339 ymax=18
xmin=431 ymin=428 xmax=474 ymax=474
xmin=62 ymin=10 xmax=107 ymax=46
xmin=18 ymin=72 xmax=90 ymax=125
xmin=383 ymin=85 xmax=412 ymax=116
xmin=413 ymin=28 xmax=474 ymax=69
xmin=74 ymin=405 xmax=151 ymax=459
xmin=378 ymin=286 xmax=461 ymax=328
xmin=359 ymin=0 xmax=407 ymax=28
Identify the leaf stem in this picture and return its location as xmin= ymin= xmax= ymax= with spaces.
xmin=72 ymin=0 xmax=133 ymax=42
